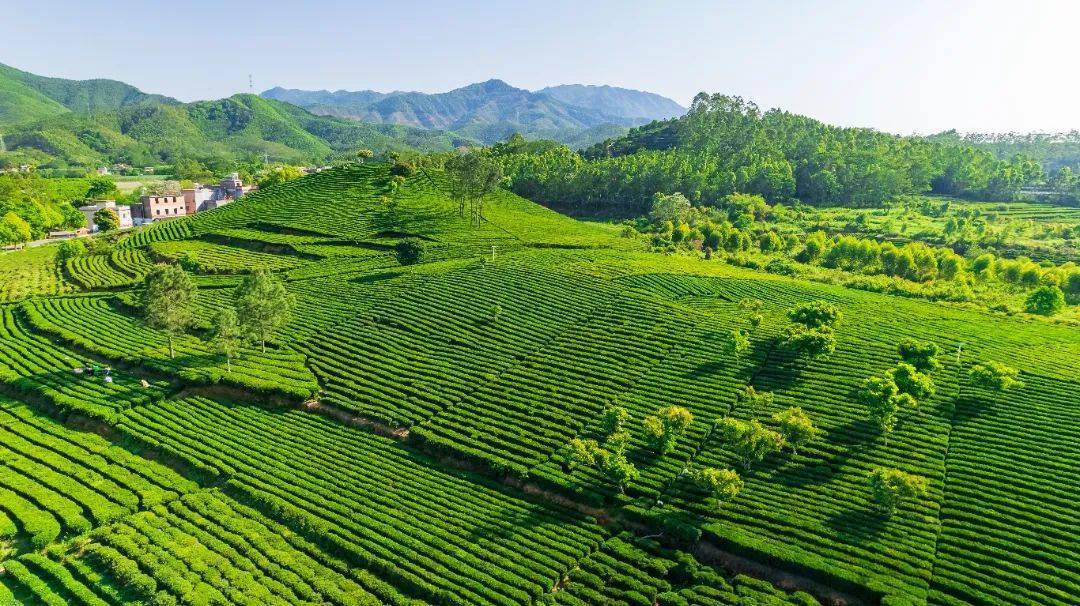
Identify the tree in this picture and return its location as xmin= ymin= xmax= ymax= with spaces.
xmin=772 ymin=407 xmax=818 ymax=455
xmin=898 ymin=338 xmax=940 ymax=372
xmin=1025 ymin=285 xmax=1065 ymax=316
xmin=172 ymin=157 xmax=214 ymax=182
xmin=566 ymin=438 xmax=639 ymax=493
xmin=0 ymin=212 xmax=32 ymax=244
xmin=94 ymin=207 xmax=121 ymax=232
xmin=649 ymin=192 xmax=692 ymax=224
xmin=356 ymin=149 xmax=374 ymax=163
xmin=597 ymin=447 xmax=639 ymax=493
xmin=890 ymin=363 xmax=935 ymax=401
xmin=446 ymin=151 xmax=504 ymax=227
xmin=601 ymin=405 xmax=629 ymax=438
xmin=859 ymin=375 xmax=901 ymax=439
xmin=969 ymin=361 xmax=1022 ymax=391
xmin=714 ymin=418 xmax=785 ymax=471
xmin=643 ymin=406 xmax=693 ymax=455
xmin=737 ymin=386 xmax=773 ymax=416
xmin=257 ymin=165 xmax=305 ymax=189
xmin=390 ymin=159 xmax=417 ymax=177
xmin=234 ymin=270 xmax=294 ymax=353
xmin=394 ymin=238 xmax=425 ymax=265
xmin=868 ymin=468 xmax=929 ymax=516
xmin=209 ymin=308 xmax=242 ymax=374
xmin=787 ymin=301 xmax=842 ymax=329
xmin=56 ymin=238 xmax=86 ymax=264
xmin=720 ymin=328 xmax=750 ymax=359
xmin=85 ymin=177 xmax=118 ymax=199
xmin=141 ymin=265 xmax=197 ymax=359
xmin=780 ymin=324 xmax=836 ymax=359
xmin=695 ymin=467 xmax=743 ymax=508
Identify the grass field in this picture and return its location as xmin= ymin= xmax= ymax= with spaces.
xmin=0 ymin=164 xmax=1076 ymax=606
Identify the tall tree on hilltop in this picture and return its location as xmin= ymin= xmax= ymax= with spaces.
xmin=210 ymin=308 xmax=242 ymax=374
xmin=142 ymin=265 xmax=197 ymax=359
xmin=446 ymin=151 xmax=503 ymax=227
xmin=234 ymin=269 xmax=294 ymax=353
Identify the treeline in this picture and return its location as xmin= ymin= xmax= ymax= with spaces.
xmin=930 ymin=130 xmax=1080 ymax=174
xmin=0 ymin=173 xmax=98 ymax=243
xmin=643 ymin=192 xmax=1079 ymax=315
xmin=492 ymin=94 xmax=1046 ymax=215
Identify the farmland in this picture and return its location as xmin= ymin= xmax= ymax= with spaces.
xmin=0 ymin=163 xmax=1077 ymax=606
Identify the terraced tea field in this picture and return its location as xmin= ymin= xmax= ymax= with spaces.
xmin=0 ymin=164 xmax=1076 ymax=606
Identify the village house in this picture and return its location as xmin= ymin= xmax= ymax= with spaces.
xmin=133 ymin=173 xmax=256 ymax=224
xmin=133 ymin=194 xmax=186 ymax=223
xmin=78 ymin=200 xmax=133 ymax=232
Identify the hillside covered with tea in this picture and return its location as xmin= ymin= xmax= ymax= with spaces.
xmin=0 ymin=163 xmax=1076 ymax=606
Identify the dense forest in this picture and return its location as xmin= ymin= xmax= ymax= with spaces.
xmin=493 ymin=94 xmax=1052 ymax=215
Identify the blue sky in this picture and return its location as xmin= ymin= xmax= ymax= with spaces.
xmin=2 ymin=0 xmax=1076 ymax=134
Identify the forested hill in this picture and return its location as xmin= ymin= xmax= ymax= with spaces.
xmin=0 ymin=62 xmax=176 ymax=127
xmin=493 ymin=93 xmax=1047 ymax=215
xmin=1 ymin=93 xmax=468 ymax=170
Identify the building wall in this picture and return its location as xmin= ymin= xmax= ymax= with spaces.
xmin=138 ymin=195 xmax=188 ymax=221
xmin=182 ymin=188 xmax=213 ymax=215
xmin=78 ymin=200 xmax=132 ymax=232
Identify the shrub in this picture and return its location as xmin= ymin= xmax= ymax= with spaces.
xmin=787 ymin=300 xmax=842 ymax=328
xmin=643 ymin=406 xmax=693 ymax=455
xmin=898 ymin=338 xmax=940 ymax=372
xmin=56 ymin=238 xmax=87 ymax=263
xmin=868 ymin=468 xmax=929 ymax=515
xmin=390 ymin=160 xmax=417 ymax=177
xmin=780 ymin=324 xmax=836 ymax=359
xmin=395 ymin=238 xmax=425 ymax=266
xmin=969 ymin=361 xmax=1022 ymax=391
xmin=1025 ymin=285 xmax=1065 ymax=316
xmin=890 ymin=362 xmax=935 ymax=400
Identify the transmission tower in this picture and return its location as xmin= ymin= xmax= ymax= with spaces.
xmin=248 ymin=74 xmax=254 ymax=94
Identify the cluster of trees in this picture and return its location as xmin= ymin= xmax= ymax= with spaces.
xmin=697 ymin=397 xmax=819 ymax=509
xmin=931 ymin=130 xmax=1080 ymax=202
xmin=855 ymin=339 xmax=1022 ymax=515
xmin=566 ymin=403 xmax=695 ymax=494
xmin=142 ymin=265 xmax=294 ymax=366
xmin=566 ymin=302 xmax=832 ymax=509
xmin=445 ymin=151 xmax=504 ymax=227
xmin=779 ymin=301 xmax=840 ymax=360
xmin=639 ymin=192 xmax=1080 ymax=315
xmin=858 ymin=338 xmax=940 ymax=445
xmin=0 ymin=173 xmax=95 ymax=244
xmin=492 ymin=94 xmax=1046 ymax=216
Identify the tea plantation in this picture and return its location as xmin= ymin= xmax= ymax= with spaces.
xmin=0 ymin=164 xmax=1076 ymax=606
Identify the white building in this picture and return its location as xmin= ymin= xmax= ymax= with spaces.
xmin=78 ymin=200 xmax=132 ymax=232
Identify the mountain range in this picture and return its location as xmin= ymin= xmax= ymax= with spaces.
xmin=261 ymin=80 xmax=686 ymax=145
xmin=0 ymin=63 xmax=686 ymax=170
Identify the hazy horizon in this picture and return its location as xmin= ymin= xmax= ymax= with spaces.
xmin=3 ymin=0 xmax=1077 ymax=136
